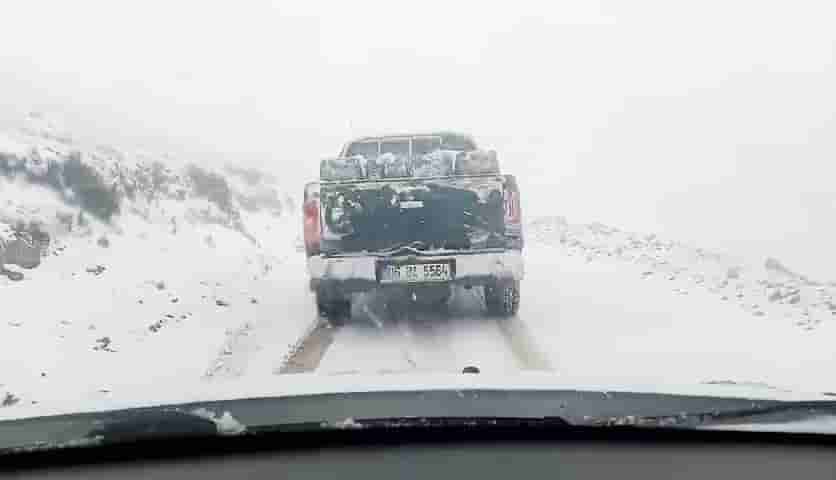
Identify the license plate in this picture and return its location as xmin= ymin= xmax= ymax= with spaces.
xmin=379 ymin=262 xmax=452 ymax=284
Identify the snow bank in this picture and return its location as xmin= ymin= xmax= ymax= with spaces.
xmin=0 ymin=208 xmax=310 ymax=414
xmin=522 ymin=215 xmax=836 ymax=394
xmin=526 ymin=215 xmax=836 ymax=328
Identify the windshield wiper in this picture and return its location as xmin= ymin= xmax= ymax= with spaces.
xmin=4 ymin=391 xmax=836 ymax=458
xmin=258 ymin=416 xmax=571 ymax=433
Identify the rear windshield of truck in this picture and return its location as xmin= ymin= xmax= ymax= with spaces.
xmin=344 ymin=134 xmax=476 ymax=158
xmin=345 ymin=141 xmax=379 ymax=158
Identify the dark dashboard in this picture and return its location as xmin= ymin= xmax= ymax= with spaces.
xmin=4 ymin=426 xmax=836 ymax=478
xmin=4 ymin=388 xmax=836 ymax=477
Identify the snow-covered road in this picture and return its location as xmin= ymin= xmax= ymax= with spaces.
xmin=285 ymin=287 xmax=549 ymax=376
xmin=212 ymin=281 xmax=546 ymax=379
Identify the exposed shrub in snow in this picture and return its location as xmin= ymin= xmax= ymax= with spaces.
xmin=225 ymin=165 xmax=277 ymax=186
xmin=3 ymin=118 xmax=290 ymax=247
xmin=0 ymin=148 xmax=58 ymax=186
xmin=62 ymin=152 xmax=121 ymax=220
xmin=56 ymin=211 xmax=74 ymax=231
xmin=1 ymin=392 xmax=20 ymax=407
xmin=187 ymin=164 xmax=234 ymax=214
xmin=0 ymin=153 xmax=14 ymax=178
xmin=235 ymin=188 xmax=284 ymax=215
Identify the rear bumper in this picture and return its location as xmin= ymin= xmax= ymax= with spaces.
xmin=308 ymin=250 xmax=524 ymax=294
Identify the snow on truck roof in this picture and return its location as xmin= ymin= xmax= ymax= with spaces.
xmin=341 ymin=131 xmax=477 ymax=153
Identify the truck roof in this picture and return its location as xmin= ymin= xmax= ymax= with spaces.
xmin=341 ymin=131 xmax=478 ymax=156
xmin=346 ymin=131 xmax=474 ymax=143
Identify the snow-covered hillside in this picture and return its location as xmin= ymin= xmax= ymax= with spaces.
xmin=0 ymin=113 xmax=294 ymax=244
xmin=527 ymin=216 xmax=836 ymax=331
xmin=1 ymin=115 xmax=311 ymax=412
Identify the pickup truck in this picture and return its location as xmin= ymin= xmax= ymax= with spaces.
xmin=302 ymin=132 xmax=523 ymax=322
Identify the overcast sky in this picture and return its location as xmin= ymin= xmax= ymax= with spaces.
xmin=1 ymin=0 xmax=835 ymax=276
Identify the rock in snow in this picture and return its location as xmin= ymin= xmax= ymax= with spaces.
xmin=2 ymin=393 xmax=20 ymax=407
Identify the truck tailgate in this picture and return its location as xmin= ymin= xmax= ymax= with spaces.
xmin=319 ymin=176 xmax=521 ymax=255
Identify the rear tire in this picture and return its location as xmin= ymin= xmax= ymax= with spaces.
xmin=3 ymin=270 xmax=24 ymax=282
xmin=485 ymin=280 xmax=520 ymax=317
xmin=316 ymin=292 xmax=351 ymax=326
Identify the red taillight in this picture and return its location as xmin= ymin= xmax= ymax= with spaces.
xmin=303 ymin=200 xmax=320 ymax=256
xmin=502 ymin=178 xmax=524 ymax=249
xmin=503 ymin=189 xmax=521 ymax=224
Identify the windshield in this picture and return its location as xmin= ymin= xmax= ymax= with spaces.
xmin=2 ymin=1 xmax=836 ymax=445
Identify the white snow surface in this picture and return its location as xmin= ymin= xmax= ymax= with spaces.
xmin=0 ymin=132 xmax=30 ymax=160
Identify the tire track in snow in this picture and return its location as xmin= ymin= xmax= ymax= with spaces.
xmin=275 ymin=320 xmax=338 ymax=374
xmin=202 ymin=270 xmax=324 ymax=380
xmin=272 ymin=293 xmax=380 ymax=374
xmin=203 ymin=321 xmax=257 ymax=380
xmin=495 ymin=314 xmax=553 ymax=371
xmin=422 ymin=286 xmax=553 ymax=372
xmin=208 ymin=285 xmax=553 ymax=378
xmin=276 ymin=295 xmax=396 ymax=375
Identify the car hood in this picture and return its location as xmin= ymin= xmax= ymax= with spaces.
xmin=3 ymin=371 xmax=836 ymax=453
xmin=1 ymin=371 xmax=831 ymax=423
xmin=0 ymin=374 xmax=836 ymax=455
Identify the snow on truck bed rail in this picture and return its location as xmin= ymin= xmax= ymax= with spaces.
xmin=320 ymin=149 xmax=498 ymax=181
